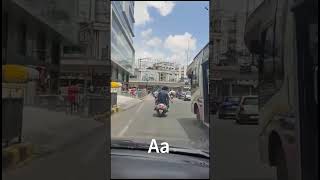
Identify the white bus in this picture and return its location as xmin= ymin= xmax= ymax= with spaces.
xmin=245 ymin=0 xmax=318 ymax=179
xmin=187 ymin=43 xmax=209 ymax=127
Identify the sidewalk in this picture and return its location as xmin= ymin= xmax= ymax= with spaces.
xmin=21 ymin=106 xmax=103 ymax=156
xmin=116 ymin=95 xmax=143 ymax=111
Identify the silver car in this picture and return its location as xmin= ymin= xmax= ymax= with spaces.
xmin=235 ymin=96 xmax=259 ymax=124
xmin=184 ymin=91 xmax=191 ymax=101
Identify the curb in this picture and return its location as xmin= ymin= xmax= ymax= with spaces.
xmin=93 ymin=105 xmax=119 ymax=122
xmin=111 ymin=106 xmax=120 ymax=114
xmin=94 ymin=95 xmax=148 ymax=119
xmin=2 ymin=143 xmax=34 ymax=169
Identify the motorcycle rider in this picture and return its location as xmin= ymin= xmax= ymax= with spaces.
xmin=155 ymin=86 xmax=171 ymax=111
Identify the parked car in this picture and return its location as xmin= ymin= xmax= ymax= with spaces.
xmin=218 ymin=96 xmax=241 ymax=119
xmin=235 ymin=96 xmax=259 ymax=124
xmin=184 ymin=91 xmax=191 ymax=101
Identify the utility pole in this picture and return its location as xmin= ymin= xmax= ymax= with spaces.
xmin=186 ymin=39 xmax=190 ymax=66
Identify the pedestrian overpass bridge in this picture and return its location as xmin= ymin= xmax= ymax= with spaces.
xmin=128 ymin=80 xmax=185 ymax=88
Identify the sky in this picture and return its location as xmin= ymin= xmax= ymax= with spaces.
xmin=133 ymin=1 xmax=209 ymax=67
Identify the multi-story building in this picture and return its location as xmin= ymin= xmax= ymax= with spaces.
xmin=3 ymin=0 xmax=79 ymax=103
xmin=111 ymin=1 xmax=135 ymax=84
xmin=210 ymin=0 xmax=259 ymax=97
xmin=178 ymin=65 xmax=187 ymax=82
xmin=59 ymin=0 xmax=135 ymax=90
xmin=60 ymin=0 xmax=111 ymax=89
xmin=131 ymin=61 xmax=185 ymax=83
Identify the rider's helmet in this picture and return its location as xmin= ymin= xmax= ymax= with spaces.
xmin=162 ymin=86 xmax=169 ymax=91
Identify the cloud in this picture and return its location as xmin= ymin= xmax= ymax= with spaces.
xmin=147 ymin=1 xmax=175 ymax=16
xmin=134 ymin=2 xmax=152 ymax=26
xmin=146 ymin=37 xmax=162 ymax=47
xmin=135 ymin=30 xmax=197 ymax=66
xmin=163 ymin=32 xmax=197 ymax=65
xmin=134 ymin=1 xmax=175 ymax=26
xmin=141 ymin=28 xmax=153 ymax=39
xmin=164 ymin=32 xmax=197 ymax=53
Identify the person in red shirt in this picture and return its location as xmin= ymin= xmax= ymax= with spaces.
xmin=68 ymin=83 xmax=78 ymax=113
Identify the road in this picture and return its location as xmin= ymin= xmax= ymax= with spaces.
xmin=2 ymin=95 xmax=274 ymax=180
xmin=2 ymin=95 xmax=208 ymax=180
xmin=111 ymin=95 xmax=209 ymax=151
xmin=213 ymin=117 xmax=276 ymax=180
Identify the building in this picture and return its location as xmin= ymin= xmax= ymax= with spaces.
xmin=111 ymin=1 xmax=135 ymax=84
xmin=178 ymin=65 xmax=187 ymax=81
xmin=2 ymin=0 xmax=79 ymax=103
xmin=209 ymin=0 xmax=258 ymax=98
xmin=59 ymin=0 xmax=111 ymax=90
xmin=132 ymin=61 xmax=182 ymax=83
xmin=59 ymin=1 xmax=135 ymax=90
xmin=129 ymin=61 xmax=186 ymax=90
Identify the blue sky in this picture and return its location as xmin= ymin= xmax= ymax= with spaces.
xmin=133 ymin=1 xmax=209 ymax=66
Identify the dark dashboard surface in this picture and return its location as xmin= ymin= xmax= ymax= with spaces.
xmin=111 ymin=148 xmax=209 ymax=179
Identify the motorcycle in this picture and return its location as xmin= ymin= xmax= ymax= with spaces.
xmin=155 ymin=103 xmax=168 ymax=117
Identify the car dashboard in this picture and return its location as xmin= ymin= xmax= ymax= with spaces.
xmin=111 ymin=148 xmax=209 ymax=179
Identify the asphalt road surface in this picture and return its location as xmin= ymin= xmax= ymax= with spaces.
xmin=213 ymin=116 xmax=276 ymax=180
xmin=111 ymin=95 xmax=210 ymax=151
xmin=3 ymin=95 xmax=274 ymax=180
xmin=2 ymin=95 xmax=209 ymax=180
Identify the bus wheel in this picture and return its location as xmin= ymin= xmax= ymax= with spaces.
xmin=276 ymin=147 xmax=288 ymax=180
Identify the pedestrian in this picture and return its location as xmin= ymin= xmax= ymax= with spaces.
xmin=129 ymin=88 xmax=132 ymax=97
xmin=67 ymin=83 xmax=76 ymax=114
xmin=74 ymin=84 xmax=80 ymax=112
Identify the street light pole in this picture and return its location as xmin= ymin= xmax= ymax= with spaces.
xmin=186 ymin=39 xmax=190 ymax=66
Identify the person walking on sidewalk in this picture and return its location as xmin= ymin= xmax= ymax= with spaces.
xmin=67 ymin=83 xmax=79 ymax=114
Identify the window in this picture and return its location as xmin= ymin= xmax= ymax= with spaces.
xmin=243 ymin=97 xmax=258 ymax=105
xmin=63 ymin=46 xmax=83 ymax=54
xmin=226 ymin=97 xmax=241 ymax=103
xmin=37 ymin=32 xmax=46 ymax=61
xmin=18 ymin=23 xmax=27 ymax=56
xmin=51 ymin=42 xmax=60 ymax=65
xmin=111 ymin=14 xmax=134 ymax=72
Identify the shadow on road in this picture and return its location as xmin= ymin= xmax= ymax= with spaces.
xmin=176 ymin=118 xmax=209 ymax=150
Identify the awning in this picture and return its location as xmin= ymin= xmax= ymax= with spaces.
xmin=111 ymin=82 xmax=122 ymax=88
xmin=2 ymin=64 xmax=39 ymax=83
xmin=2 ymin=64 xmax=28 ymax=83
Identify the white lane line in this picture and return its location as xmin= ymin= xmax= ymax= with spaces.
xmin=117 ymin=102 xmax=144 ymax=137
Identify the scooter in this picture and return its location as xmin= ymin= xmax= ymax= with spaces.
xmin=155 ymin=103 xmax=168 ymax=117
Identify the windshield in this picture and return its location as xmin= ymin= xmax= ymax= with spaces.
xmin=243 ymin=97 xmax=258 ymax=105
xmin=226 ymin=97 xmax=240 ymax=103
xmin=111 ymin=0 xmax=209 ymax=154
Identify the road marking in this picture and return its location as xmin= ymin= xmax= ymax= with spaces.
xmin=117 ymin=102 xmax=144 ymax=137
